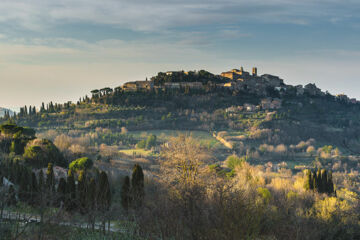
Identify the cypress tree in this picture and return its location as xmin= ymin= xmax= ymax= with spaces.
xmin=304 ymin=170 xmax=312 ymax=190
xmin=19 ymin=167 xmax=29 ymax=202
xmin=131 ymin=164 xmax=144 ymax=208
xmin=309 ymin=171 xmax=314 ymax=190
xmin=57 ymin=177 xmax=67 ymax=207
xmin=7 ymin=185 xmax=17 ymax=206
xmin=46 ymin=163 xmax=55 ymax=192
xmin=121 ymin=176 xmax=131 ymax=211
xmin=320 ymin=169 xmax=328 ymax=193
xmin=38 ymin=169 xmax=44 ymax=193
xmin=66 ymin=169 xmax=77 ymax=211
xmin=327 ymin=171 xmax=334 ymax=194
xmin=87 ymin=178 xmax=97 ymax=210
xmin=97 ymin=171 xmax=111 ymax=211
xmin=306 ymin=168 xmax=335 ymax=195
xmin=77 ymin=170 xmax=87 ymax=213
xmin=30 ymin=172 xmax=38 ymax=205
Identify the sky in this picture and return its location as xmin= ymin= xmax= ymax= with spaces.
xmin=0 ymin=0 xmax=360 ymax=110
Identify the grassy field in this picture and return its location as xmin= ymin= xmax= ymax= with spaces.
xmin=119 ymin=149 xmax=154 ymax=157
xmin=129 ymin=130 xmax=224 ymax=150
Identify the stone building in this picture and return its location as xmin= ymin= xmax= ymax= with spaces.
xmin=123 ymin=81 xmax=153 ymax=91
xmin=261 ymin=98 xmax=282 ymax=110
xmin=220 ymin=67 xmax=252 ymax=81
xmin=304 ymin=83 xmax=322 ymax=96
xmin=164 ymin=82 xmax=203 ymax=90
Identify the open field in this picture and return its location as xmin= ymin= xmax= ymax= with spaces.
xmin=129 ymin=130 xmax=224 ymax=150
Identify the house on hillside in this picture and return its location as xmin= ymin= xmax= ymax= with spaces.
xmin=164 ymin=82 xmax=181 ymax=89
xmin=304 ymin=83 xmax=322 ymax=96
xmin=244 ymin=103 xmax=256 ymax=112
xmin=123 ymin=81 xmax=153 ymax=91
xmin=261 ymin=74 xmax=284 ymax=87
xmin=336 ymin=94 xmax=350 ymax=103
xmin=296 ymin=85 xmax=304 ymax=95
xmin=166 ymin=71 xmax=188 ymax=76
xmin=164 ymin=82 xmax=203 ymax=90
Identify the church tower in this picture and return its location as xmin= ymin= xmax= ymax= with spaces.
xmin=239 ymin=66 xmax=244 ymax=75
xmin=252 ymin=67 xmax=257 ymax=76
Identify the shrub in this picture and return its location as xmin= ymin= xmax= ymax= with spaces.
xmin=225 ymin=155 xmax=246 ymax=170
xmin=69 ymin=157 xmax=93 ymax=171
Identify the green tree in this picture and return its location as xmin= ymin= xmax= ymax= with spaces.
xmin=87 ymin=178 xmax=97 ymax=209
xmin=145 ymin=134 xmax=157 ymax=150
xmin=136 ymin=140 xmax=146 ymax=149
xmin=131 ymin=164 xmax=144 ymax=208
xmin=7 ymin=185 xmax=17 ymax=206
xmin=46 ymin=163 xmax=55 ymax=192
xmin=121 ymin=176 xmax=131 ymax=211
xmin=57 ymin=177 xmax=67 ymax=207
xmin=97 ymin=171 xmax=111 ymax=211
xmin=69 ymin=157 xmax=93 ymax=172
xmin=66 ymin=169 xmax=77 ymax=211
xmin=18 ymin=167 xmax=29 ymax=202
xmin=77 ymin=170 xmax=87 ymax=213
xmin=38 ymin=169 xmax=44 ymax=193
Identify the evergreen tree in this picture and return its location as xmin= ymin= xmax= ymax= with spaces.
xmin=40 ymin=102 xmax=45 ymax=112
xmin=57 ymin=177 xmax=67 ymax=207
xmin=18 ymin=167 xmax=29 ymax=202
xmin=304 ymin=170 xmax=312 ymax=190
xmin=46 ymin=163 xmax=55 ymax=192
xmin=77 ymin=170 xmax=87 ymax=213
xmin=131 ymin=164 xmax=144 ymax=208
xmin=97 ymin=171 xmax=111 ymax=211
xmin=327 ymin=171 xmax=335 ymax=194
xmin=38 ymin=169 xmax=44 ymax=194
xmin=320 ymin=169 xmax=328 ymax=193
xmin=87 ymin=178 xmax=97 ymax=210
xmin=7 ymin=185 xmax=17 ymax=206
xmin=30 ymin=172 xmax=38 ymax=205
xmin=306 ymin=168 xmax=335 ymax=195
xmin=121 ymin=176 xmax=131 ymax=211
xmin=66 ymin=169 xmax=77 ymax=211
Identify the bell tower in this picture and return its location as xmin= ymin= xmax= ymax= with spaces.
xmin=239 ymin=66 xmax=244 ymax=75
xmin=252 ymin=67 xmax=257 ymax=76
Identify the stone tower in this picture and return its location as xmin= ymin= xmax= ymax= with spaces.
xmin=252 ymin=67 xmax=257 ymax=76
xmin=240 ymin=66 xmax=244 ymax=75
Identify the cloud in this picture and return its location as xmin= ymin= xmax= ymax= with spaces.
xmin=0 ymin=0 xmax=358 ymax=33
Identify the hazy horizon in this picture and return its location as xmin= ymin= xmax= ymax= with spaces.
xmin=1 ymin=0 xmax=359 ymax=109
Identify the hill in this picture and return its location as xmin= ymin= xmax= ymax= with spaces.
xmin=1 ymin=67 xmax=360 ymax=239
xmin=3 ymin=67 xmax=360 ymax=171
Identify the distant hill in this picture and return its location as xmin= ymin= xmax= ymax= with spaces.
xmin=0 ymin=107 xmax=13 ymax=118
xmin=5 ymin=68 xmax=360 ymax=157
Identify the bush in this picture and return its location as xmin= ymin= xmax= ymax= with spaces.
xmin=225 ymin=155 xmax=246 ymax=170
xmin=23 ymin=139 xmax=66 ymax=168
xmin=136 ymin=140 xmax=146 ymax=149
xmin=145 ymin=134 xmax=157 ymax=150
xmin=69 ymin=157 xmax=93 ymax=171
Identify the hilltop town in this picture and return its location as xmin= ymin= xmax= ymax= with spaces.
xmin=90 ymin=66 xmax=358 ymax=107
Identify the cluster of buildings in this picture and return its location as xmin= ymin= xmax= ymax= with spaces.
xmin=115 ymin=66 xmax=358 ymax=104
xmin=336 ymin=94 xmax=357 ymax=104
xmin=120 ymin=67 xmax=287 ymax=94
xmin=225 ymin=98 xmax=282 ymax=114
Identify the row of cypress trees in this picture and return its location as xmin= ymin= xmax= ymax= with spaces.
xmin=59 ymin=168 xmax=111 ymax=213
xmin=305 ymin=168 xmax=335 ymax=194
xmin=1 ymin=160 xmax=112 ymax=213
xmin=120 ymin=164 xmax=145 ymax=211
